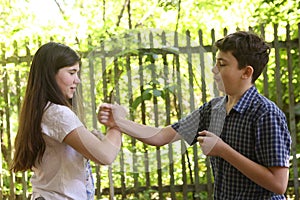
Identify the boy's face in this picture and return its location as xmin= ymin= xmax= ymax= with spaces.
xmin=213 ymin=51 xmax=248 ymax=95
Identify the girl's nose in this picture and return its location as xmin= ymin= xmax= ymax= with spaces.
xmin=74 ymin=75 xmax=81 ymax=84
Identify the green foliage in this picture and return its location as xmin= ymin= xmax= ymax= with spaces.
xmin=253 ymin=0 xmax=300 ymax=25
xmin=1 ymin=0 xmax=300 ymax=198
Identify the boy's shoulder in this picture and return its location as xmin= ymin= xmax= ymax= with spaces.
xmin=251 ymin=91 xmax=286 ymax=118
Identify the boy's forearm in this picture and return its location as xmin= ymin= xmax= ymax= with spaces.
xmin=116 ymin=118 xmax=160 ymax=138
xmin=116 ymin=119 xmax=179 ymax=146
xmin=219 ymin=143 xmax=288 ymax=194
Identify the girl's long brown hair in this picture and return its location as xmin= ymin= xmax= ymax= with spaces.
xmin=11 ymin=42 xmax=81 ymax=172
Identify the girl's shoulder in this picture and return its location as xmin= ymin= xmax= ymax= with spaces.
xmin=45 ymin=102 xmax=72 ymax=114
xmin=42 ymin=102 xmax=83 ymax=142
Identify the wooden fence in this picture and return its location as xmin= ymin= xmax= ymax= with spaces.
xmin=1 ymin=24 xmax=300 ymax=199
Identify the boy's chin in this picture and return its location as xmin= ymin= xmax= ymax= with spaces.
xmin=216 ymin=86 xmax=225 ymax=94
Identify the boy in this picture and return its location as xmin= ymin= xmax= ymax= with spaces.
xmin=99 ymin=31 xmax=291 ymax=199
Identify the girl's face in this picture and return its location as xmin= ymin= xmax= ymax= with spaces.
xmin=55 ymin=63 xmax=81 ymax=99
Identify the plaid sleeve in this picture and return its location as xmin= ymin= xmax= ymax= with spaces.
xmin=172 ymin=102 xmax=212 ymax=145
xmin=255 ymin=110 xmax=291 ymax=167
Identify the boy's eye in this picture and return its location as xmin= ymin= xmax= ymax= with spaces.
xmin=219 ymin=61 xmax=227 ymax=67
xmin=216 ymin=61 xmax=226 ymax=67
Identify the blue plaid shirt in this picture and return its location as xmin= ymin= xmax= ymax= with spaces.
xmin=172 ymin=86 xmax=291 ymax=199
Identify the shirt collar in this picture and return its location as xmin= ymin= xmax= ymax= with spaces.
xmin=211 ymin=96 xmax=227 ymax=112
xmin=232 ymin=85 xmax=258 ymax=114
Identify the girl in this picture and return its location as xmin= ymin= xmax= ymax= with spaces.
xmin=11 ymin=42 xmax=122 ymax=200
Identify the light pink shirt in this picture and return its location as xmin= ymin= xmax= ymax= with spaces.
xmin=31 ymin=103 xmax=94 ymax=200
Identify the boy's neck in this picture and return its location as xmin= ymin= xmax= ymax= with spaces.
xmin=226 ymin=84 xmax=253 ymax=113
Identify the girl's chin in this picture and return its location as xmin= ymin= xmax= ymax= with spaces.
xmin=66 ymin=94 xmax=74 ymax=99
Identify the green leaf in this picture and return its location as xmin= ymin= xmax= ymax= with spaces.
xmin=132 ymin=96 xmax=142 ymax=110
xmin=153 ymin=89 xmax=162 ymax=97
xmin=131 ymin=90 xmax=153 ymax=109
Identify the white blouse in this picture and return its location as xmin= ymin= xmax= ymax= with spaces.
xmin=31 ymin=103 xmax=94 ymax=200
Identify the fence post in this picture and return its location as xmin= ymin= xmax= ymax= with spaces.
xmin=286 ymin=23 xmax=299 ymax=200
xmin=0 ymin=42 xmax=4 ymax=200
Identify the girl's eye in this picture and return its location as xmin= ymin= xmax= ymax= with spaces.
xmin=69 ymin=70 xmax=77 ymax=75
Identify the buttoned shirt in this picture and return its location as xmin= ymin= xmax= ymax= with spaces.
xmin=172 ymin=86 xmax=291 ymax=199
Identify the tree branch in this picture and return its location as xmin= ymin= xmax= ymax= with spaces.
xmin=175 ymin=0 xmax=182 ymax=32
xmin=53 ymin=0 xmax=65 ymax=15
xmin=116 ymin=0 xmax=130 ymax=27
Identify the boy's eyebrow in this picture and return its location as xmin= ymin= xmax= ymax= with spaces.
xmin=216 ymin=57 xmax=229 ymax=62
xmin=216 ymin=58 xmax=225 ymax=61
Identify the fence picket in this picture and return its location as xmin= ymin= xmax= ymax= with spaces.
xmin=0 ymin=25 xmax=299 ymax=199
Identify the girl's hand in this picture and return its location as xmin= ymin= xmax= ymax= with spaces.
xmin=98 ymin=103 xmax=115 ymax=128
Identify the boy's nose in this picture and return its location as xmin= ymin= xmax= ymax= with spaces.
xmin=212 ymin=65 xmax=219 ymax=74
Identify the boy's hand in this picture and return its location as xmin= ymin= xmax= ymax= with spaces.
xmin=111 ymin=103 xmax=127 ymax=120
xmin=98 ymin=103 xmax=127 ymax=129
xmin=197 ymin=130 xmax=223 ymax=156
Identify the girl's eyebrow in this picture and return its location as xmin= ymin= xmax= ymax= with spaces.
xmin=68 ymin=67 xmax=79 ymax=72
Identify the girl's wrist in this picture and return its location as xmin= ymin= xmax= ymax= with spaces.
xmin=108 ymin=126 xmax=121 ymax=132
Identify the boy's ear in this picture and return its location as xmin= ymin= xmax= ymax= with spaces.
xmin=242 ymin=65 xmax=253 ymax=79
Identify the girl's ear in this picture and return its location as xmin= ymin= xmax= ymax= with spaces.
xmin=242 ymin=65 xmax=254 ymax=79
